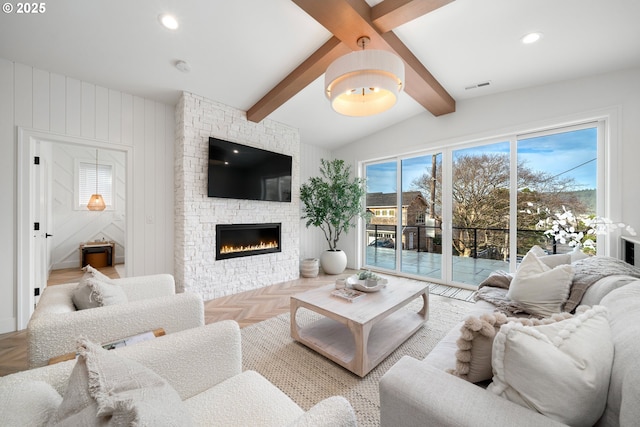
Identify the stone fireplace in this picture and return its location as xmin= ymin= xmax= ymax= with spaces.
xmin=174 ymin=92 xmax=300 ymax=300
xmin=216 ymin=223 xmax=281 ymax=260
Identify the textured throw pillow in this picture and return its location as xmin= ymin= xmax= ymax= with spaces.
xmin=538 ymin=253 xmax=571 ymax=268
xmin=478 ymin=270 xmax=513 ymax=290
xmin=507 ymin=251 xmax=573 ymax=317
xmin=72 ymin=268 xmax=127 ymax=310
xmin=527 ymin=245 xmax=572 ymax=269
xmin=48 ymin=338 xmax=192 ymax=426
xmin=488 ymin=305 xmax=613 ymax=426
xmin=0 ymin=380 xmax=62 ymax=426
xmin=570 ymin=246 xmax=589 ymax=263
xmin=527 ymin=245 xmax=547 ymax=257
xmin=83 ymin=264 xmax=114 ymax=284
xmin=449 ymin=311 xmax=573 ymax=383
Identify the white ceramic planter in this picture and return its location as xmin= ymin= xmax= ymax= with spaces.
xmin=320 ymin=250 xmax=347 ymax=275
xmin=300 ymin=258 xmax=319 ymax=278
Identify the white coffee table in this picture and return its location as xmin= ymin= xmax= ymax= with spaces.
xmin=290 ymin=278 xmax=429 ymax=377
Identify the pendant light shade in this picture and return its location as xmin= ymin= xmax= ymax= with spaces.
xmin=87 ymin=193 xmax=106 ymax=211
xmin=325 ymin=37 xmax=404 ymax=117
xmin=87 ymin=149 xmax=106 ymax=211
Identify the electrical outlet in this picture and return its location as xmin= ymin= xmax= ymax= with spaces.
xmin=146 ymin=215 xmax=154 ymax=225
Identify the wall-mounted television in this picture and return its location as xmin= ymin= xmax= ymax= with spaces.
xmin=208 ymin=137 xmax=292 ymax=202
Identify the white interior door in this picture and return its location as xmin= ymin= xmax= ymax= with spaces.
xmin=33 ymin=143 xmax=53 ymax=304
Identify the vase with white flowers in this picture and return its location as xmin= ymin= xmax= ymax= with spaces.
xmin=539 ymin=206 xmax=636 ymax=254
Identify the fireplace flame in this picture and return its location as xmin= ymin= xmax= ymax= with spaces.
xmin=220 ymin=240 xmax=279 ymax=254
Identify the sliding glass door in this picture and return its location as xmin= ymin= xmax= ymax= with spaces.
xmin=516 ymin=125 xmax=598 ymax=256
xmin=400 ymin=154 xmax=442 ymax=280
xmin=451 ymin=142 xmax=510 ymax=285
xmin=365 ymin=161 xmax=398 ymax=270
xmin=364 ymin=154 xmax=443 ymax=281
xmin=362 ymin=121 xmax=602 ymax=288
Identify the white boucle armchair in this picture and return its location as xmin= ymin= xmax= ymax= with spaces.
xmin=1 ymin=321 xmax=357 ymax=427
xmin=27 ymin=274 xmax=204 ymax=367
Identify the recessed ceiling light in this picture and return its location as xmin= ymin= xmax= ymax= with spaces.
xmin=159 ymin=14 xmax=179 ymax=30
xmin=521 ymin=32 xmax=542 ymax=44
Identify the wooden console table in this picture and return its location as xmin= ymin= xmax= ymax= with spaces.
xmin=79 ymin=241 xmax=115 ymax=268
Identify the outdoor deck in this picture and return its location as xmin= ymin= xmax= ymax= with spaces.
xmin=365 ymin=246 xmax=510 ymax=287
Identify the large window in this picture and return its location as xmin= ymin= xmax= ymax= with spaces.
xmin=516 ymin=125 xmax=598 ymax=255
xmin=77 ymin=161 xmax=114 ymax=209
xmin=362 ymin=121 xmax=601 ymax=287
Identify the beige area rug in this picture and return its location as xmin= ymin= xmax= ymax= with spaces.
xmin=241 ymin=296 xmax=473 ymax=426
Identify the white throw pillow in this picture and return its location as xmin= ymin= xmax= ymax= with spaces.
xmin=72 ymin=276 xmax=127 ymax=310
xmin=527 ymin=245 xmax=547 ymax=257
xmin=83 ymin=264 xmax=114 ymax=284
xmin=527 ymin=245 xmax=573 ymax=268
xmin=48 ymin=338 xmax=192 ymax=426
xmin=488 ymin=305 xmax=613 ymax=426
xmin=507 ymin=251 xmax=573 ymax=316
xmin=449 ymin=311 xmax=573 ymax=383
xmin=570 ymin=246 xmax=589 ymax=262
xmin=0 ymin=380 xmax=62 ymax=426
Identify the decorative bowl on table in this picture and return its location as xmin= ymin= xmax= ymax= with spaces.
xmin=347 ymin=272 xmax=387 ymax=293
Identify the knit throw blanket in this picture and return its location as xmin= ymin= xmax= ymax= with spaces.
xmin=475 ymin=256 xmax=640 ymax=316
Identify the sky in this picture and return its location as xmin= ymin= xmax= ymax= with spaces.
xmin=366 ymin=127 xmax=598 ymax=193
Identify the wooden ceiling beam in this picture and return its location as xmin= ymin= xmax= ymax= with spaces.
xmin=247 ymin=37 xmax=351 ymax=123
xmin=247 ymin=0 xmax=456 ymax=122
xmin=293 ymin=0 xmax=455 ymax=115
xmin=371 ymin=0 xmax=455 ymax=33
xmin=382 ymin=31 xmax=455 ymax=116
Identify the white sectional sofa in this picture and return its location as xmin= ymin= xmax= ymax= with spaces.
xmin=1 ymin=320 xmax=357 ymax=426
xmin=27 ymin=273 xmax=204 ymax=367
xmin=380 ymin=256 xmax=640 ymax=426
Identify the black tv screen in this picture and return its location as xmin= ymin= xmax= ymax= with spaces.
xmin=208 ymin=137 xmax=292 ymax=202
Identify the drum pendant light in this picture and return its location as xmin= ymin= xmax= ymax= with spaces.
xmin=325 ymin=36 xmax=405 ymax=117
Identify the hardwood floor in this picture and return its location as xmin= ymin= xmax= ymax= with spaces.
xmin=46 ymin=265 xmax=121 ymax=285
xmin=0 ymin=269 xmax=355 ymax=377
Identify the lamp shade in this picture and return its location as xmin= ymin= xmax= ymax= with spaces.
xmin=325 ymin=49 xmax=404 ymax=117
xmin=87 ymin=194 xmax=106 ymax=211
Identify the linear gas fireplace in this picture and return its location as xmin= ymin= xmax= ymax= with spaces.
xmin=216 ymin=223 xmax=281 ymax=260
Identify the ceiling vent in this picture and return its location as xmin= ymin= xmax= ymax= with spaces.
xmin=465 ymin=81 xmax=491 ymax=90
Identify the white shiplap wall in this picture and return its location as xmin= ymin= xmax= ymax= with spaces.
xmin=0 ymin=59 xmax=175 ymax=333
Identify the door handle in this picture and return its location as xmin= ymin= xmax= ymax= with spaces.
xmin=45 ymin=233 xmax=53 ymax=238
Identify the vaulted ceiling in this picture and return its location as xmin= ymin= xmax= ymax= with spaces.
xmin=247 ymin=0 xmax=456 ymax=123
xmin=1 ymin=0 xmax=639 ymax=149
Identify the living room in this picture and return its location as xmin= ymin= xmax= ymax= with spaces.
xmin=1 ymin=1 xmax=640 ymax=425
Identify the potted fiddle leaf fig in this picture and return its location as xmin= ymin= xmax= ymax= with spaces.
xmin=300 ymin=159 xmax=370 ymax=274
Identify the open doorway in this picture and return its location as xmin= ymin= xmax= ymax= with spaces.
xmin=17 ymin=128 xmax=132 ymax=329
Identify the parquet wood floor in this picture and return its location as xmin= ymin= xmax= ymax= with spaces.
xmin=0 ymin=269 xmax=355 ymax=377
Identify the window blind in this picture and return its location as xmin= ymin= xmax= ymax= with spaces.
xmin=78 ymin=162 xmax=113 ymax=208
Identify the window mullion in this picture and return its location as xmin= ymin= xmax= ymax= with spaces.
xmin=509 ymin=136 xmax=518 ymax=272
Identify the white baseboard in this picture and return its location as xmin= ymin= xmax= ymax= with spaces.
xmin=0 ymin=317 xmax=16 ymax=334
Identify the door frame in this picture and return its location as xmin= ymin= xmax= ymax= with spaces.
xmin=16 ymin=128 xmax=133 ymax=329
